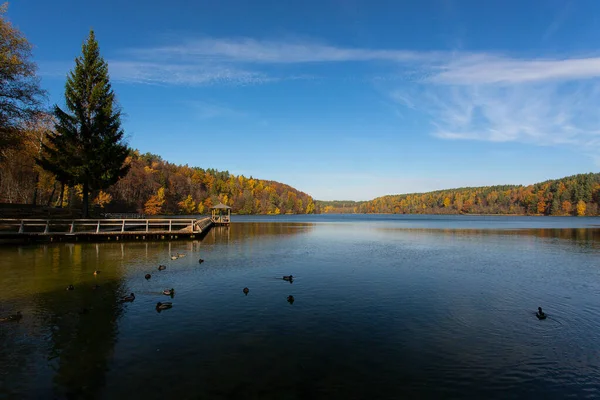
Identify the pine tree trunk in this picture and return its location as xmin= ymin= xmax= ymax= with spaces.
xmin=56 ymin=182 xmax=65 ymax=208
xmin=47 ymin=182 xmax=57 ymax=207
xmin=32 ymin=172 xmax=39 ymax=205
xmin=82 ymin=182 xmax=89 ymax=218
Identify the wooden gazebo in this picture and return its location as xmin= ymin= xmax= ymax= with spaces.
xmin=210 ymin=203 xmax=231 ymax=225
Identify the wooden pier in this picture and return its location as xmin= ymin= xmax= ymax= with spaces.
xmin=0 ymin=217 xmax=214 ymax=243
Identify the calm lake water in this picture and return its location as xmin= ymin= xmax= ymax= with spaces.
xmin=1 ymin=215 xmax=600 ymax=399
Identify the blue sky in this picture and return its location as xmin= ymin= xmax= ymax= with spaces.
xmin=9 ymin=0 xmax=600 ymax=200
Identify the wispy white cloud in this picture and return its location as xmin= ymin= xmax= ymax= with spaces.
xmin=428 ymin=55 xmax=600 ymax=85
xmin=113 ymin=36 xmax=600 ymax=89
xmin=127 ymin=37 xmax=438 ymax=64
xmin=108 ymin=61 xmax=271 ymax=86
xmin=423 ymin=82 xmax=600 ymax=146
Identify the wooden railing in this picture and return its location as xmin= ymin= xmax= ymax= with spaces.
xmin=0 ymin=217 xmax=212 ymax=235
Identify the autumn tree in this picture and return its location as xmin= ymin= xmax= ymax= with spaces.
xmin=0 ymin=3 xmax=45 ymax=160
xmin=93 ymin=190 xmax=112 ymax=209
xmin=178 ymin=194 xmax=196 ymax=214
xmin=37 ymin=31 xmax=129 ymax=217
xmin=576 ymin=200 xmax=586 ymax=216
xmin=562 ymin=201 xmax=572 ymax=215
xmin=144 ymin=187 xmax=165 ymax=215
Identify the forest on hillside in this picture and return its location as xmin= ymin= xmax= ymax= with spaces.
xmin=356 ymin=173 xmax=600 ymax=216
xmin=0 ymin=137 xmax=316 ymax=215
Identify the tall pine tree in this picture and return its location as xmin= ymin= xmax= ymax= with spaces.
xmin=38 ymin=30 xmax=129 ymax=217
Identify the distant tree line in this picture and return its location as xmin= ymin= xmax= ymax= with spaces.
xmin=357 ymin=173 xmax=600 ymax=216
xmin=316 ymin=200 xmax=365 ymax=214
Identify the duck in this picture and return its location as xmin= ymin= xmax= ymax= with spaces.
xmin=158 ymin=265 xmax=166 ymax=271
xmin=92 ymin=284 xmax=100 ymax=290
xmin=163 ymin=288 xmax=175 ymax=296
xmin=156 ymin=301 xmax=172 ymax=311
xmin=536 ymin=307 xmax=547 ymax=320
xmin=177 ymin=253 xmax=186 ymax=258
xmin=93 ymin=270 xmax=100 ymax=276
xmin=145 ymin=274 xmax=151 ymax=280
xmin=283 ymin=275 xmax=294 ymax=282
xmin=0 ymin=311 xmax=22 ymax=322
xmin=243 ymin=287 xmax=249 ymax=295
xmin=120 ymin=293 xmax=135 ymax=303
xmin=287 ymin=295 xmax=295 ymax=304
xmin=198 ymin=258 xmax=205 ymax=264
xmin=170 ymin=255 xmax=178 ymax=260
xmin=66 ymin=284 xmax=75 ymax=291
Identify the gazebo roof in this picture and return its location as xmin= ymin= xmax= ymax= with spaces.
xmin=211 ymin=202 xmax=231 ymax=209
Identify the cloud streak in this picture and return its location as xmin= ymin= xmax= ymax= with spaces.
xmin=127 ymin=37 xmax=438 ymax=64
xmin=107 ymin=61 xmax=271 ymax=86
xmin=423 ymin=82 xmax=600 ymax=146
xmin=111 ymin=36 xmax=600 ymax=88
xmin=429 ymin=55 xmax=600 ymax=85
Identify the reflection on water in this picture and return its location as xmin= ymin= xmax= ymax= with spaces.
xmin=1 ymin=219 xmax=600 ymax=399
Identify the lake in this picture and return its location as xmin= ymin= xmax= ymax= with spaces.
xmin=1 ymin=215 xmax=600 ymax=399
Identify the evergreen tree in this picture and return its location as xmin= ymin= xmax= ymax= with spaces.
xmin=37 ymin=30 xmax=129 ymax=217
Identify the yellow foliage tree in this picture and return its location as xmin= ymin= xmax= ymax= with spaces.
xmin=443 ymin=197 xmax=451 ymax=208
xmin=576 ymin=200 xmax=586 ymax=216
xmin=144 ymin=187 xmax=166 ymax=215
xmin=305 ymin=199 xmax=315 ymax=214
xmin=197 ymin=202 xmax=205 ymax=214
xmin=93 ymin=190 xmax=112 ymax=209
xmin=178 ymin=194 xmax=196 ymax=214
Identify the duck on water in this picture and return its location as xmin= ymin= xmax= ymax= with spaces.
xmin=120 ymin=293 xmax=136 ymax=303
xmin=536 ymin=307 xmax=547 ymax=320
xmin=156 ymin=302 xmax=172 ymax=311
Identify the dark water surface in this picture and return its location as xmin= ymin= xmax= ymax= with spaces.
xmin=1 ymin=215 xmax=600 ymax=399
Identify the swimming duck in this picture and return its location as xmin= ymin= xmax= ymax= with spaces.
xmin=145 ymin=274 xmax=151 ymax=280
xmin=536 ymin=307 xmax=547 ymax=320
xmin=177 ymin=253 xmax=186 ymax=258
xmin=163 ymin=288 xmax=175 ymax=296
xmin=171 ymin=255 xmax=178 ymax=260
xmin=198 ymin=258 xmax=205 ymax=264
xmin=66 ymin=284 xmax=75 ymax=291
xmin=93 ymin=270 xmax=100 ymax=276
xmin=283 ymin=275 xmax=294 ymax=282
xmin=156 ymin=301 xmax=172 ymax=311
xmin=287 ymin=295 xmax=295 ymax=304
xmin=0 ymin=311 xmax=22 ymax=322
xmin=243 ymin=287 xmax=249 ymax=295
xmin=120 ymin=293 xmax=135 ymax=303
xmin=158 ymin=265 xmax=166 ymax=271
